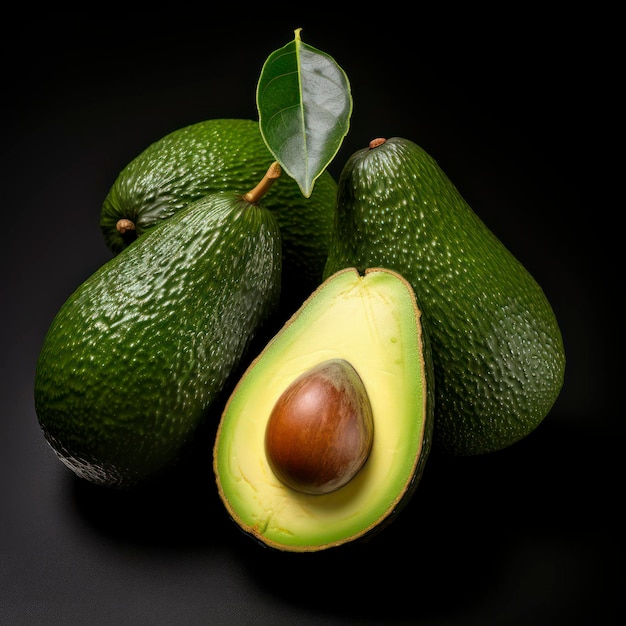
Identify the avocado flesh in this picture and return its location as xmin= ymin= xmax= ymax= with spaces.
xmin=323 ymin=137 xmax=566 ymax=456
xmin=213 ymin=267 xmax=433 ymax=552
xmin=100 ymin=118 xmax=337 ymax=310
xmin=35 ymin=191 xmax=281 ymax=488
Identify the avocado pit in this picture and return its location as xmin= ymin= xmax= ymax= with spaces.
xmin=264 ymin=358 xmax=374 ymax=495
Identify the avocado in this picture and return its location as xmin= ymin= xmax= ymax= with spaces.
xmin=35 ymin=166 xmax=283 ymax=488
xmin=213 ymin=267 xmax=433 ymax=552
xmin=100 ymin=118 xmax=337 ymax=310
xmin=323 ymin=137 xmax=565 ymax=456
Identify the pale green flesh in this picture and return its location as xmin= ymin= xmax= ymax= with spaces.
xmin=214 ymin=268 xmax=428 ymax=551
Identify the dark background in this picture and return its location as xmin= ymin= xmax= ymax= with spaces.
xmin=2 ymin=11 xmax=621 ymax=625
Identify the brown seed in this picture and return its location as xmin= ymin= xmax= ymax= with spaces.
xmin=265 ymin=359 xmax=374 ymax=495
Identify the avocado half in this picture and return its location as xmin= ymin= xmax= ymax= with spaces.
xmin=213 ymin=267 xmax=434 ymax=552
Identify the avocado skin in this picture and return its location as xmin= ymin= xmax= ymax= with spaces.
xmin=323 ymin=137 xmax=566 ymax=456
xmin=100 ymin=118 xmax=337 ymax=311
xmin=35 ymin=192 xmax=281 ymax=487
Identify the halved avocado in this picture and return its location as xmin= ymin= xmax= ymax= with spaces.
xmin=213 ymin=267 xmax=434 ymax=552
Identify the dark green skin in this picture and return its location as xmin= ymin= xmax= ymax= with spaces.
xmin=100 ymin=118 xmax=337 ymax=313
xmin=324 ymin=137 xmax=566 ymax=456
xmin=35 ymin=192 xmax=281 ymax=487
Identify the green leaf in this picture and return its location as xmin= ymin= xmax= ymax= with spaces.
xmin=257 ymin=28 xmax=352 ymax=197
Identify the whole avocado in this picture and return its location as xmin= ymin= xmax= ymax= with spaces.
xmin=100 ymin=118 xmax=337 ymax=312
xmin=323 ymin=137 xmax=565 ymax=456
xmin=35 ymin=177 xmax=282 ymax=488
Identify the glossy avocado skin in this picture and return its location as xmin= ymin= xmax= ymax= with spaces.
xmin=35 ymin=192 xmax=281 ymax=487
xmin=324 ymin=137 xmax=565 ymax=456
xmin=100 ymin=118 xmax=337 ymax=312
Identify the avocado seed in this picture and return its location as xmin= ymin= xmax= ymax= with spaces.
xmin=265 ymin=358 xmax=374 ymax=495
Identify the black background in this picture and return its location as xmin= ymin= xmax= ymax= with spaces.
xmin=2 ymin=11 xmax=621 ymax=625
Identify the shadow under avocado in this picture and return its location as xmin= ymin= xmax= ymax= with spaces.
xmin=67 ymin=410 xmax=607 ymax=623
xmin=68 ymin=415 xmax=228 ymax=551
xmin=242 ymin=417 xmax=595 ymax=623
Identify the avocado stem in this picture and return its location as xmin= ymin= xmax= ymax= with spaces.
xmin=369 ymin=138 xmax=387 ymax=149
xmin=244 ymin=161 xmax=282 ymax=204
xmin=116 ymin=218 xmax=136 ymax=234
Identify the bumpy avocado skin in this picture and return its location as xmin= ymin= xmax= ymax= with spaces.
xmin=35 ymin=192 xmax=281 ymax=488
xmin=214 ymin=268 xmax=434 ymax=552
xmin=100 ymin=118 xmax=337 ymax=311
xmin=323 ymin=138 xmax=566 ymax=456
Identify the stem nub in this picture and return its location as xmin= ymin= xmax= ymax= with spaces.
xmin=116 ymin=218 xmax=136 ymax=234
xmin=369 ymin=138 xmax=387 ymax=149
